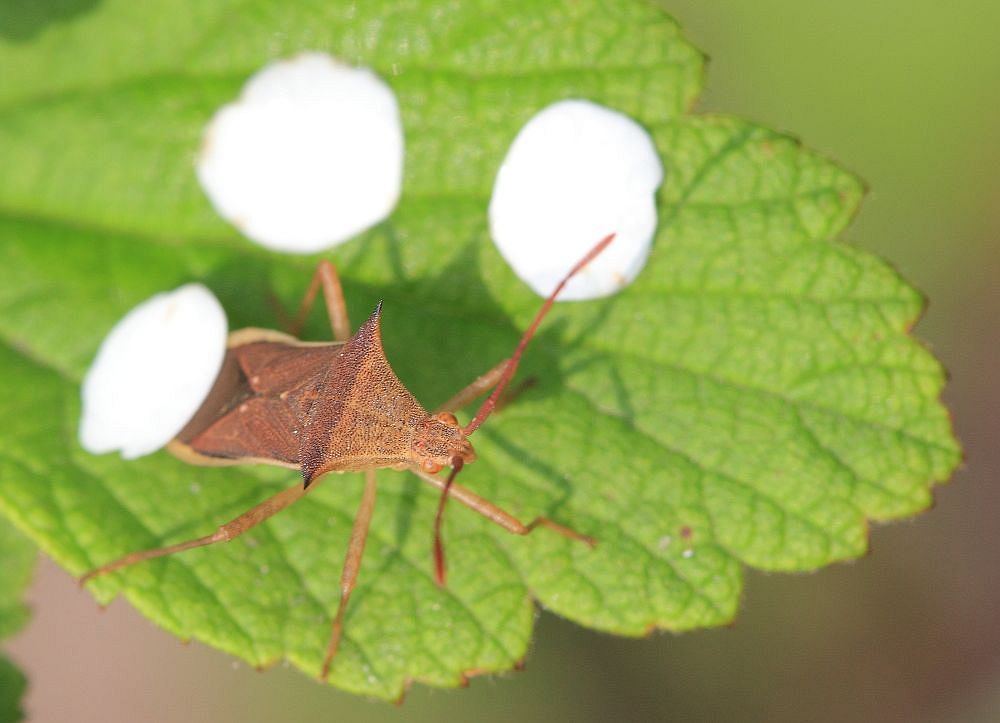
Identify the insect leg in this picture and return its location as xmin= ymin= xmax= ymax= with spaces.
xmin=409 ymin=467 xmax=595 ymax=547
xmin=79 ymin=482 xmax=311 ymax=584
xmin=321 ymin=468 xmax=378 ymax=682
xmin=289 ymin=260 xmax=352 ymax=342
xmin=433 ymin=359 xmax=510 ymax=414
xmin=436 ymin=362 xmax=539 ymax=417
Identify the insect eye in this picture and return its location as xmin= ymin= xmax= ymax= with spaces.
xmin=422 ymin=459 xmax=442 ymax=474
xmin=437 ymin=412 xmax=459 ymax=428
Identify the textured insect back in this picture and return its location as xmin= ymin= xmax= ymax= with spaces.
xmin=299 ymin=303 xmax=428 ymax=484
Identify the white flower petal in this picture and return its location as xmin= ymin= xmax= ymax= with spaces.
xmin=79 ymin=284 xmax=228 ymax=459
xmin=489 ymin=99 xmax=663 ymax=299
xmin=196 ymin=52 xmax=404 ymax=253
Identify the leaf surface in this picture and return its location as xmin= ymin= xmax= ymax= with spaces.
xmin=0 ymin=518 xmax=35 ymax=722
xmin=0 ymin=0 xmax=959 ymax=699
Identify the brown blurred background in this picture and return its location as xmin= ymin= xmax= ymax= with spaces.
xmin=8 ymin=1 xmax=1000 ymax=721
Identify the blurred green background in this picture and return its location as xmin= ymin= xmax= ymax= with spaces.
xmin=7 ymin=1 xmax=999 ymax=721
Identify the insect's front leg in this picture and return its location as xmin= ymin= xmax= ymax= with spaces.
xmin=434 ymin=359 xmax=510 ymax=414
xmin=410 ymin=466 xmax=595 ymax=547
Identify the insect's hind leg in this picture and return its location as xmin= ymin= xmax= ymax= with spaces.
xmin=280 ymin=260 xmax=352 ymax=342
xmin=79 ymin=482 xmax=312 ymax=584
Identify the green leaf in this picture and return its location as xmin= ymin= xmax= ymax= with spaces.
xmin=0 ymin=0 xmax=959 ymax=701
xmin=0 ymin=657 xmax=27 ymax=723
xmin=0 ymin=519 xmax=33 ymax=642
xmin=0 ymin=517 xmax=36 ymax=723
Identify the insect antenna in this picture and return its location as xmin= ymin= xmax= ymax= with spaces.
xmin=461 ymin=232 xmax=616 ymax=436
xmin=432 ymin=456 xmax=464 ymax=586
xmin=433 ymin=232 xmax=616 ymax=586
